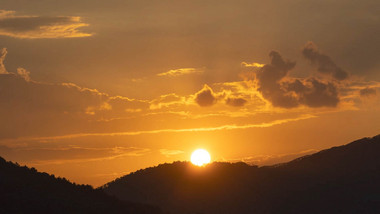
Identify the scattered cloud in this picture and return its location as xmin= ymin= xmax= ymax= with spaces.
xmin=157 ymin=68 xmax=203 ymax=77
xmin=0 ymin=42 xmax=377 ymax=143
xmin=302 ymin=41 xmax=348 ymax=80
xmin=0 ymin=10 xmax=91 ymax=39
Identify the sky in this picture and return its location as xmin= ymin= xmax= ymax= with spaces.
xmin=0 ymin=0 xmax=379 ymax=186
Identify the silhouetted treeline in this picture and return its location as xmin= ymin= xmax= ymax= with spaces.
xmin=0 ymin=157 xmax=162 ymax=214
xmin=103 ymin=135 xmax=380 ymax=214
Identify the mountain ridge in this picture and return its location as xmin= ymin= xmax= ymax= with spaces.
xmin=103 ymin=135 xmax=380 ymax=214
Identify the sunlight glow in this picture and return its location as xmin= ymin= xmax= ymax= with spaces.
xmin=191 ymin=149 xmax=211 ymax=166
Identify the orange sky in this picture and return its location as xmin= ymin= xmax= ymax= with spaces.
xmin=0 ymin=0 xmax=379 ymax=186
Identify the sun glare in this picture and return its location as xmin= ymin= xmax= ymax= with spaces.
xmin=191 ymin=149 xmax=211 ymax=166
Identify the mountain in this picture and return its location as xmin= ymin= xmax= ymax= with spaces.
xmin=0 ymin=157 xmax=162 ymax=214
xmin=102 ymin=135 xmax=380 ymax=214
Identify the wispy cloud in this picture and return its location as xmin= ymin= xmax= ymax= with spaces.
xmin=160 ymin=149 xmax=185 ymax=157
xmin=0 ymin=10 xmax=91 ymax=39
xmin=3 ymin=114 xmax=316 ymax=143
xmin=360 ymin=87 xmax=377 ymax=97
xmin=0 ymin=51 xmax=149 ymax=139
xmin=241 ymin=62 xmax=265 ymax=68
xmin=157 ymin=68 xmax=203 ymax=77
xmin=0 ymin=48 xmax=7 ymax=74
xmin=16 ymin=146 xmax=151 ymax=165
xmin=227 ymin=149 xmax=318 ymax=166
xmin=149 ymin=93 xmax=192 ymax=109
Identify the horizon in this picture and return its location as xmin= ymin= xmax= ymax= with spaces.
xmin=0 ymin=0 xmax=379 ymax=187
xmin=3 ymin=133 xmax=378 ymax=187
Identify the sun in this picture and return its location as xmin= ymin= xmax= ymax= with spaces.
xmin=191 ymin=149 xmax=211 ymax=166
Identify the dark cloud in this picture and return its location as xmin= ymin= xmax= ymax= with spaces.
xmin=225 ymin=97 xmax=248 ymax=107
xmin=302 ymin=41 xmax=349 ymax=80
xmin=194 ymin=84 xmax=217 ymax=107
xmin=286 ymin=79 xmax=339 ymax=107
xmin=0 ymin=10 xmax=91 ymax=38
xmin=193 ymin=85 xmax=249 ymax=108
xmin=256 ymin=51 xmax=298 ymax=108
xmin=256 ymin=49 xmax=340 ymax=108
xmin=360 ymin=87 xmax=377 ymax=97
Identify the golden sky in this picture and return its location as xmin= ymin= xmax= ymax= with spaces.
xmin=0 ymin=0 xmax=379 ymax=186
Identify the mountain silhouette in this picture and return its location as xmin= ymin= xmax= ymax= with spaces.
xmin=0 ymin=157 xmax=162 ymax=214
xmin=102 ymin=135 xmax=380 ymax=214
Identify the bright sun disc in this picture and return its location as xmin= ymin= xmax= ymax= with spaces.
xmin=191 ymin=149 xmax=211 ymax=166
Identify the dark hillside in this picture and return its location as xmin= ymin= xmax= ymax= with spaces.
xmin=0 ymin=157 xmax=162 ymax=214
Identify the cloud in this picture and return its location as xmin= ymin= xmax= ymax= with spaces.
xmin=150 ymin=85 xmax=250 ymax=110
xmin=159 ymin=149 xmax=185 ymax=157
xmin=0 ymin=72 xmax=105 ymax=138
xmin=194 ymin=84 xmax=217 ymax=107
xmin=0 ymin=48 xmax=7 ymax=74
xmin=4 ymin=114 xmax=316 ymax=143
xmin=255 ymin=48 xmax=341 ymax=108
xmin=150 ymin=93 xmax=190 ymax=109
xmin=302 ymin=41 xmax=349 ymax=80
xmin=241 ymin=62 xmax=265 ymax=68
xmin=157 ymin=68 xmax=203 ymax=77
xmin=0 ymin=50 xmax=148 ymax=139
xmin=2 ymin=146 xmax=151 ymax=165
xmin=360 ymin=87 xmax=377 ymax=97
xmin=225 ymin=97 xmax=248 ymax=107
xmin=286 ymin=78 xmax=339 ymax=107
xmin=234 ymin=149 xmax=318 ymax=166
xmin=256 ymin=51 xmax=298 ymax=108
xmin=0 ymin=10 xmax=91 ymax=39
xmin=16 ymin=67 xmax=31 ymax=81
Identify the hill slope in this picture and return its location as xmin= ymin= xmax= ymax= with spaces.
xmin=0 ymin=157 xmax=162 ymax=214
xmin=103 ymin=135 xmax=380 ymax=214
